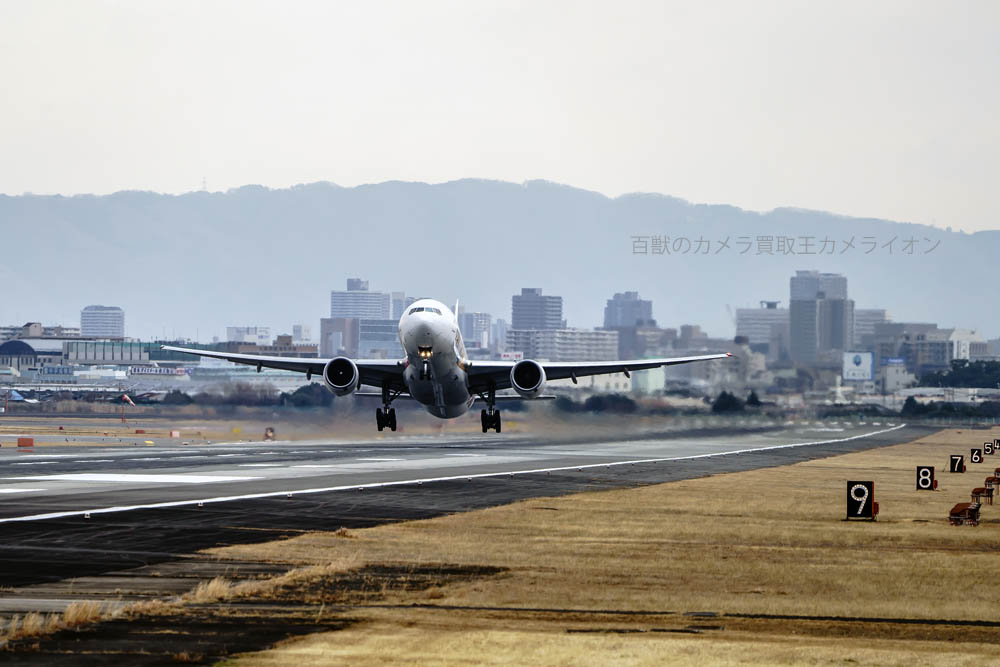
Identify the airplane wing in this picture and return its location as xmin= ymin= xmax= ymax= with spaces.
xmin=159 ymin=346 xmax=407 ymax=391
xmin=161 ymin=345 xmax=730 ymax=395
xmin=465 ymin=353 xmax=732 ymax=394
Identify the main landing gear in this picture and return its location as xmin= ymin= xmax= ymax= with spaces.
xmin=479 ymin=384 xmax=501 ymax=433
xmin=481 ymin=409 xmax=501 ymax=433
xmin=376 ymin=408 xmax=396 ymax=432
xmin=376 ymin=385 xmax=400 ymax=432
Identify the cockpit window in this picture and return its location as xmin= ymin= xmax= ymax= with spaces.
xmin=407 ymin=306 xmax=442 ymax=315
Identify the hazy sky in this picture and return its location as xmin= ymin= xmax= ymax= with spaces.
xmin=2 ymin=1 xmax=997 ymax=231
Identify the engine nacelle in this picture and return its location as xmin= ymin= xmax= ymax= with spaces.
xmin=510 ymin=359 xmax=546 ymax=398
xmin=323 ymin=357 xmax=359 ymax=396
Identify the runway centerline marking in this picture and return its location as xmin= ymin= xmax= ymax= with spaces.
xmin=0 ymin=425 xmax=907 ymax=524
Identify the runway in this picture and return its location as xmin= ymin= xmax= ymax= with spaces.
xmin=1 ymin=421 xmax=911 ymax=523
xmin=0 ymin=421 xmax=928 ymax=588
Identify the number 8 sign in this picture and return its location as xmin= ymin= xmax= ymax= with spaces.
xmin=916 ymin=466 xmax=935 ymax=490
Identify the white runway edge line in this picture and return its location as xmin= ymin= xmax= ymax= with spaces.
xmin=0 ymin=425 xmax=906 ymax=524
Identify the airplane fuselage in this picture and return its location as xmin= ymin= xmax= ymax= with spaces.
xmin=398 ymin=299 xmax=476 ymax=418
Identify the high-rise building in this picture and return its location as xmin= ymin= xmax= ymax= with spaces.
xmin=458 ymin=312 xmax=492 ymax=348
xmin=391 ymin=292 xmax=417 ymax=320
xmin=80 ymin=305 xmax=125 ymax=338
xmin=319 ymin=318 xmax=360 ymax=357
xmin=511 ymin=288 xmax=563 ymax=330
xmin=357 ymin=319 xmax=404 ymax=359
xmin=853 ymin=309 xmax=888 ymax=348
xmin=603 ymin=292 xmax=654 ymax=328
xmin=331 ymin=279 xmax=391 ymax=319
xmin=226 ymin=326 xmax=271 ymax=346
xmin=292 ymin=324 xmax=312 ymax=343
xmin=789 ymin=271 xmax=854 ymax=363
xmin=736 ymin=301 xmax=789 ymax=346
xmin=491 ymin=318 xmax=508 ymax=353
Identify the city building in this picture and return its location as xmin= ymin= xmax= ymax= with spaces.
xmin=292 ymin=324 xmax=312 ymax=343
xmin=506 ymin=328 xmax=618 ymax=362
xmin=0 ymin=323 xmax=81 ymax=341
xmin=226 ymin=326 xmax=271 ymax=346
xmin=319 ymin=317 xmax=360 ymax=357
xmin=491 ymin=318 xmax=508 ymax=353
xmin=603 ymin=292 xmax=653 ymax=328
xmin=678 ymin=324 xmax=708 ymax=346
xmin=610 ymin=324 xmax=676 ymax=360
xmin=80 ymin=305 xmax=125 ymax=338
xmin=853 ymin=309 xmax=888 ymax=348
xmin=237 ymin=335 xmax=318 ymax=358
xmin=735 ymin=301 xmax=789 ymax=349
xmin=391 ymin=292 xmax=417 ymax=320
xmin=872 ymin=322 xmax=958 ymax=377
xmin=64 ymin=341 xmax=207 ymax=366
xmin=788 ymin=271 xmax=854 ymax=364
xmin=357 ymin=319 xmax=404 ymax=359
xmin=0 ymin=339 xmax=65 ymax=371
xmin=511 ymin=288 xmax=563 ymax=330
xmin=458 ymin=312 xmax=491 ymax=349
xmin=331 ymin=279 xmax=391 ymax=319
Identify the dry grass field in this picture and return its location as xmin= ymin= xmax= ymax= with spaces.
xmin=203 ymin=428 xmax=1000 ymax=666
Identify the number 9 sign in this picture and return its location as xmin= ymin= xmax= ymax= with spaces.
xmin=846 ymin=480 xmax=875 ymax=519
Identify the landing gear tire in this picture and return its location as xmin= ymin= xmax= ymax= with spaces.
xmin=376 ymin=408 xmax=385 ymax=432
xmin=388 ymin=408 xmax=397 ymax=432
xmin=481 ymin=408 xmax=501 ymax=433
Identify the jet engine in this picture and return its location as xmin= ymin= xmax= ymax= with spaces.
xmin=510 ymin=359 xmax=546 ymax=398
xmin=323 ymin=357 xmax=360 ymax=396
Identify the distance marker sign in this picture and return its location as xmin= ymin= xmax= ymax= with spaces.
xmin=916 ymin=466 xmax=935 ymax=490
xmin=846 ymin=481 xmax=876 ymax=519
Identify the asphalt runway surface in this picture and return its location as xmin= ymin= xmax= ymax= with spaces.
xmin=0 ymin=421 xmax=928 ymax=588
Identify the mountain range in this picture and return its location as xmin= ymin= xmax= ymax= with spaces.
xmin=0 ymin=179 xmax=990 ymax=342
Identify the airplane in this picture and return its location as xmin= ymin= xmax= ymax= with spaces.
xmin=162 ymin=298 xmax=731 ymax=433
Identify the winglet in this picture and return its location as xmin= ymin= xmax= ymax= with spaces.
xmin=726 ymin=352 xmax=733 ymax=357
xmin=454 ymin=298 xmax=460 ymax=323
